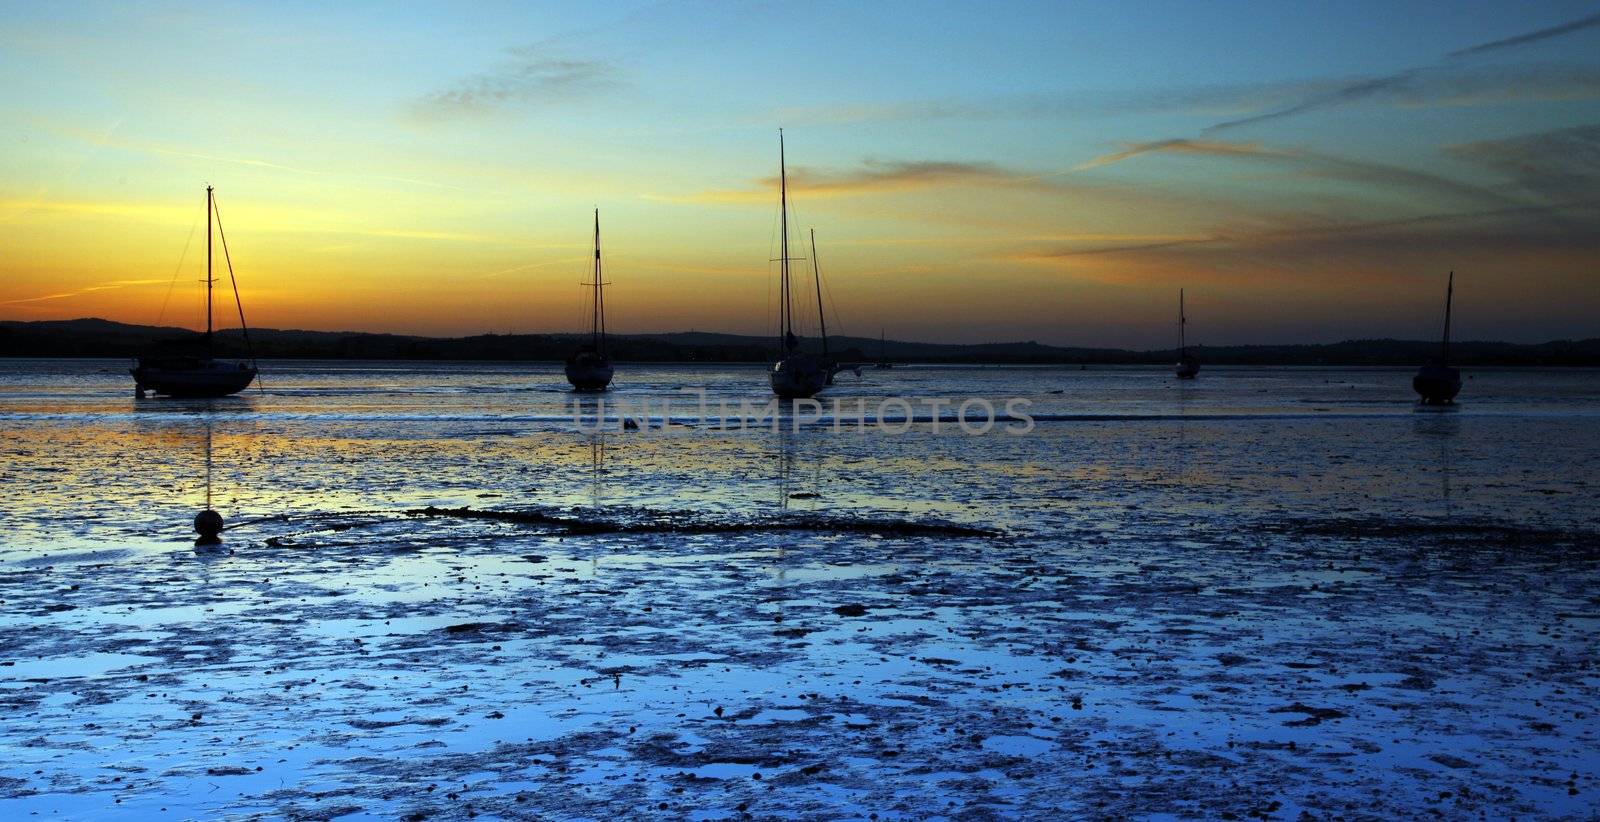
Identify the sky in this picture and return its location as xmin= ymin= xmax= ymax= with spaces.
xmin=2 ymin=0 xmax=1598 ymax=347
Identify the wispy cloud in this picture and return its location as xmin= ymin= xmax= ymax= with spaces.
xmin=2 ymin=279 xmax=169 ymax=305
xmin=1445 ymin=123 xmax=1600 ymax=202
xmin=769 ymin=81 xmax=1350 ymax=126
xmin=1448 ymin=12 xmax=1600 ymax=57
xmin=785 ymin=161 xmax=1054 ymax=195
xmin=1073 ymin=139 xmax=1271 ymax=171
xmin=678 ymin=160 xmax=1061 ymax=203
xmin=0 ymin=197 xmax=497 ymax=242
xmin=476 ymin=257 xmax=587 ymax=280
xmin=1205 ymin=10 xmax=1600 ymax=134
xmin=0 ymin=197 xmax=188 ymax=223
xmin=1206 ymin=64 xmax=1600 ymax=133
xmin=1074 ymin=138 xmax=1514 ymax=207
xmin=1206 ymin=72 xmax=1423 ymax=133
xmin=1008 ymin=200 xmax=1599 ymax=264
xmin=773 ymin=62 xmax=1600 ymax=130
xmin=411 ymin=48 xmax=621 ymax=121
xmin=41 ymin=121 xmax=471 ymax=193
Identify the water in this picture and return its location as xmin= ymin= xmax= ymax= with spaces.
xmin=2 ymin=358 xmax=1597 ymax=819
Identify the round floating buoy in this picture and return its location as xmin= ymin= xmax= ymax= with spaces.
xmin=194 ymin=509 xmax=224 ymax=545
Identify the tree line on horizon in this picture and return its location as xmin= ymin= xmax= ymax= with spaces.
xmin=2 ymin=317 xmax=1599 ymax=366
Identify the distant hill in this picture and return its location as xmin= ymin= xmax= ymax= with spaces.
xmin=2 ymin=318 xmax=1597 ymax=365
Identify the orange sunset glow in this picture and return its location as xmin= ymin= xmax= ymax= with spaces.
xmin=3 ymin=3 xmax=1598 ymax=347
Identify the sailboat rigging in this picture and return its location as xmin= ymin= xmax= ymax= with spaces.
xmin=1413 ymin=271 xmax=1462 ymax=404
xmin=565 ymin=209 xmax=615 ymax=391
xmin=769 ymin=131 xmax=855 ymax=398
xmin=1174 ymin=288 xmax=1200 ymax=380
xmin=875 ymin=328 xmax=893 ymax=369
xmin=131 ymin=186 xmax=258 ymax=398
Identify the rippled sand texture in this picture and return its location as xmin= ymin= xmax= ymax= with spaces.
xmin=2 ymin=361 xmax=1598 ymax=819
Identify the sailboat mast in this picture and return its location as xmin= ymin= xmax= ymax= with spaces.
xmin=204 ymin=423 xmax=213 ymax=510
xmin=1178 ymin=288 xmax=1186 ymax=355
xmin=1441 ymin=271 xmax=1453 ymax=364
xmin=779 ymin=129 xmax=791 ymax=346
xmin=810 ymin=228 xmax=828 ymax=357
xmin=205 ymin=185 xmax=214 ymax=355
xmin=592 ymin=208 xmax=604 ymax=353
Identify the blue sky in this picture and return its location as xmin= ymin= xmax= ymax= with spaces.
xmin=3 ymin=1 xmax=1598 ymax=345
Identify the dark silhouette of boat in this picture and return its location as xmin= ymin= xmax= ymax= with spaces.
xmin=875 ymin=329 xmax=894 ymax=369
xmin=1174 ymin=288 xmax=1200 ymax=379
xmin=132 ymin=186 xmax=258 ymax=398
xmin=769 ymin=131 xmax=834 ymax=399
xmin=565 ymin=209 xmax=615 ymax=392
xmin=1413 ymin=271 xmax=1462 ymax=405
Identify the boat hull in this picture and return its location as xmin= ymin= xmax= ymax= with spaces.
xmin=1174 ymin=354 xmax=1200 ymax=380
xmin=1413 ymin=364 xmax=1461 ymax=404
xmin=132 ymin=359 xmax=257 ymax=398
xmin=770 ymin=353 xmax=829 ymax=399
xmin=565 ymin=352 xmax=614 ymax=392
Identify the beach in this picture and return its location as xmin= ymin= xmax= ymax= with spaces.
xmin=2 ymin=359 xmax=1597 ymax=819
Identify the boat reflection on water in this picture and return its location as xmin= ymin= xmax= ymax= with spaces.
xmin=772 ymin=423 xmax=826 ymax=512
xmin=1414 ymin=413 xmax=1460 ymax=519
xmin=132 ymin=394 xmax=256 ymax=416
xmin=194 ymin=418 xmax=224 ymax=549
xmin=588 ymin=433 xmax=606 ymax=509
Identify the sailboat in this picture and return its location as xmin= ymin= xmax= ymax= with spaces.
xmin=1413 ymin=271 xmax=1462 ymax=404
xmin=1174 ymin=288 xmax=1200 ymax=379
xmin=131 ymin=186 xmax=258 ymax=398
xmin=875 ymin=328 xmax=894 ymax=369
xmin=565 ymin=209 xmax=615 ymax=392
xmin=769 ymin=131 xmax=832 ymax=400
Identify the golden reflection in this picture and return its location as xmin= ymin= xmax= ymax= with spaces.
xmin=588 ymin=432 xmax=606 ymax=509
xmin=194 ymin=419 xmax=224 ymax=547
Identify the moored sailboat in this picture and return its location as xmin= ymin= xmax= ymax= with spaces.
xmin=1174 ymin=288 xmax=1200 ymax=380
xmin=875 ymin=328 xmax=894 ymax=369
xmin=565 ymin=209 xmax=615 ymax=392
xmin=131 ymin=185 xmax=258 ymax=398
xmin=769 ymin=131 xmax=831 ymax=400
xmin=1413 ymin=271 xmax=1462 ymax=405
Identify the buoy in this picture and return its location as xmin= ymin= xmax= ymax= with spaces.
xmin=194 ymin=509 xmax=224 ymax=546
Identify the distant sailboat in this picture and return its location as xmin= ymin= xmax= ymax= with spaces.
xmin=875 ymin=328 xmax=894 ymax=369
xmin=131 ymin=185 xmax=258 ymax=398
xmin=565 ymin=209 xmax=615 ymax=392
xmin=769 ymin=131 xmax=831 ymax=400
xmin=1413 ymin=271 xmax=1462 ymax=405
xmin=1174 ymin=288 xmax=1200 ymax=380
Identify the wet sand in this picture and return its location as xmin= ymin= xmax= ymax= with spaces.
xmin=2 ymin=361 xmax=1598 ymax=819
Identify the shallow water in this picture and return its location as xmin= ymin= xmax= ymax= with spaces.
xmin=2 ymin=359 xmax=1597 ymax=819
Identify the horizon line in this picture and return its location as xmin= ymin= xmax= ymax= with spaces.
xmin=3 ymin=316 xmax=1595 ymax=353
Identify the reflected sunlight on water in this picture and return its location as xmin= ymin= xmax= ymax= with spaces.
xmin=1 ymin=358 xmax=1597 ymax=818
